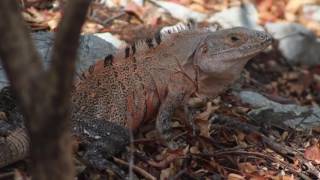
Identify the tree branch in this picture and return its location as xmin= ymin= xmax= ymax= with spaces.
xmin=0 ymin=0 xmax=43 ymax=110
xmin=0 ymin=0 xmax=91 ymax=179
xmin=49 ymin=0 xmax=91 ymax=102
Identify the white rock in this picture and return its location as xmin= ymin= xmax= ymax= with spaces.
xmin=93 ymin=32 xmax=125 ymax=48
xmin=98 ymin=0 xmax=144 ymax=7
xmin=266 ymin=22 xmax=320 ymax=66
xmin=303 ymin=4 xmax=320 ymax=22
xmin=149 ymin=0 xmax=207 ymax=22
xmin=208 ymin=3 xmax=262 ymax=30
xmin=0 ymin=32 xmax=117 ymax=88
xmin=238 ymin=90 xmax=320 ymax=131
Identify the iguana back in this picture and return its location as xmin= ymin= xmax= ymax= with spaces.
xmin=72 ymin=24 xmax=204 ymax=129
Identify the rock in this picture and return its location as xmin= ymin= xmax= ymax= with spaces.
xmin=149 ymin=0 xmax=207 ymax=22
xmin=265 ymin=22 xmax=320 ymax=66
xmin=208 ymin=3 xmax=261 ymax=30
xmin=96 ymin=0 xmax=144 ymax=7
xmin=0 ymin=32 xmax=117 ymax=88
xmin=93 ymin=32 xmax=124 ymax=48
xmin=303 ymin=4 xmax=320 ymax=23
xmin=237 ymin=90 xmax=320 ymax=131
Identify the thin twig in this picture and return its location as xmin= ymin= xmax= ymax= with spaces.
xmin=0 ymin=171 xmax=15 ymax=179
xmin=113 ymin=157 xmax=156 ymax=180
xmin=211 ymin=115 xmax=314 ymax=180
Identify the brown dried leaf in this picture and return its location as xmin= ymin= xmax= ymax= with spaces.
xmin=227 ymin=173 xmax=245 ymax=180
xmin=189 ymin=3 xmax=207 ymax=13
xmin=304 ymin=143 xmax=320 ymax=164
xmin=160 ymin=163 xmax=176 ymax=180
xmin=249 ymin=176 xmax=270 ymax=180
xmin=47 ymin=12 xmax=61 ymax=31
xmin=125 ymin=2 xmax=146 ymax=20
xmin=82 ymin=21 xmax=103 ymax=34
xmin=187 ymin=96 xmax=207 ymax=108
xmin=285 ymin=0 xmax=316 ymax=13
xmin=24 ymin=7 xmax=45 ymax=23
xmin=14 ymin=169 xmax=28 ymax=180
xmin=272 ymin=175 xmax=295 ymax=180
xmin=196 ymin=118 xmax=210 ymax=137
xmin=196 ymin=102 xmax=218 ymax=120
xmin=257 ymin=0 xmax=286 ymax=23
xmin=195 ymin=102 xmax=218 ymax=137
xmin=236 ymin=131 xmax=245 ymax=142
xmin=245 ymin=132 xmax=261 ymax=145
xmin=239 ymin=162 xmax=257 ymax=174
xmin=190 ymin=145 xmax=200 ymax=154
xmin=0 ymin=111 xmax=7 ymax=121
xmin=148 ymin=149 xmax=184 ymax=168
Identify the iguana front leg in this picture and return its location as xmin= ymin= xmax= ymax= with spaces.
xmin=183 ymin=104 xmax=197 ymax=136
xmin=184 ymin=96 xmax=208 ymax=136
xmin=156 ymin=91 xmax=186 ymax=149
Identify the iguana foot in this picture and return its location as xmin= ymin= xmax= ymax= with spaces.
xmin=183 ymin=104 xmax=201 ymax=136
xmin=73 ymin=119 xmax=133 ymax=177
xmin=82 ymin=147 xmax=126 ymax=178
xmin=81 ymin=142 xmax=139 ymax=179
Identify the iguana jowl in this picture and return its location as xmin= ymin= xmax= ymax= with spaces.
xmin=0 ymin=24 xmax=272 ymax=169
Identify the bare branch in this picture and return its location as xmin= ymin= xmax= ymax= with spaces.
xmin=0 ymin=0 xmax=91 ymax=179
xmin=0 ymin=0 xmax=43 ymax=110
xmin=49 ymin=0 xmax=92 ymax=101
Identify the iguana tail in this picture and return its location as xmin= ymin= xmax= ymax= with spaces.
xmin=0 ymin=127 xmax=29 ymax=168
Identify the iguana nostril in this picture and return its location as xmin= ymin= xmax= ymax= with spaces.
xmin=255 ymin=31 xmax=269 ymax=41
xmin=267 ymin=34 xmax=273 ymax=42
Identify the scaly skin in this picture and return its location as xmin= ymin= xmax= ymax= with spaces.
xmin=0 ymin=127 xmax=29 ymax=168
xmin=0 ymin=24 xmax=272 ymax=170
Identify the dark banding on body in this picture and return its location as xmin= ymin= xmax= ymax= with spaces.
xmin=104 ymin=54 xmax=114 ymax=67
xmin=132 ymin=57 xmax=137 ymax=70
xmin=154 ymin=30 xmax=162 ymax=45
xmin=80 ymin=73 xmax=86 ymax=80
xmin=88 ymin=65 xmax=95 ymax=74
xmin=131 ymin=43 xmax=136 ymax=54
xmin=146 ymin=38 xmax=154 ymax=48
xmin=125 ymin=47 xmax=130 ymax=58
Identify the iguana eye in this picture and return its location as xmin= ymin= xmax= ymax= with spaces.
xmin=200 ymin=43 xmax=208 ymax=54
xmin=225 ymin=33 xmax=246 ymax=46
xmin=230 ymin=36 xmax=240 ymax=42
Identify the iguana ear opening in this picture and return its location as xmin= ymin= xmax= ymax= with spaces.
xmin=180 ymin=45 xmax=201 ymax=82
xmin=192 ymin=41 xmax=219 ymax=74
xmin=185 ymin=46 xmax=198 ymax=65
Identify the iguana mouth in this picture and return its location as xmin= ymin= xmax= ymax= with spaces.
xmin=240 ymin=36 xmax=272 ymax=56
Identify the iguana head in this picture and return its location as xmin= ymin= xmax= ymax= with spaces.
xmin=189 ymin=27 xmax=272 ymax=98
xmin=194 ymin=27 xmax=272 ymax=75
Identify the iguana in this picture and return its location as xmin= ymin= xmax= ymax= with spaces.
xmin=0 ymin=23 xmax=272 ymax=170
